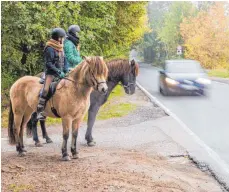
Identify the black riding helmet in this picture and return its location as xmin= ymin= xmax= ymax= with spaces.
xmin=68 ymin=25 xmax=81 ymax=35
xmin=51 ymin=28 xmax=66 ymax=41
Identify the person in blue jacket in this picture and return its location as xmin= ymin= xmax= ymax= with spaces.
xmin=37 ymin=28 xmax=68 ymax=120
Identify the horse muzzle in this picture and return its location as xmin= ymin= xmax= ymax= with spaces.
xmin=97 ymin=82 xmax=108 ymax=94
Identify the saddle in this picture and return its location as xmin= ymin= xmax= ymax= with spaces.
xmin=39 ymin=73 xmax=60 ymax=102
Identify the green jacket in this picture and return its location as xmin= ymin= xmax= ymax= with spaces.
xmin=64 ymin=39 xmax=82 ymax=68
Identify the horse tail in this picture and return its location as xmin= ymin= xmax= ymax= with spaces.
xmin=8 ymin=100 xmax=16 ymax=144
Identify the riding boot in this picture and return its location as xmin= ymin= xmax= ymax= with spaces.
xmin=37 ymin=96 xmax=47 ymax=120
xmin=36 ymin=74 xmax=54 ymax=120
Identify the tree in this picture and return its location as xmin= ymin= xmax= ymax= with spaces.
xmin=158 ymin=2 xmax=197 ymax=58
xmin=1 ymin=1 xmax=148 ymax=109
xmin=180 ymin=2 xmax=229 ymax=69
xmin=1 ymin=2 xmax=81 ymax=77
xmin=1 ymin=1 xmax=148 ymax=77
xmin=136 ymin=2 xmax=171 ymax=63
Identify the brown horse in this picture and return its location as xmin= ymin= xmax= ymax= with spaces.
xmin=8 ymin=56 xmax=108 ymax=161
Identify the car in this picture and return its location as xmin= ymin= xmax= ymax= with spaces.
xmin=159 ymin=60 xmax=211 ymax=96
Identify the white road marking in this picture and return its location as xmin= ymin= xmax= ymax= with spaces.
xmin=137 ymin=81 xmax=229 ymax=174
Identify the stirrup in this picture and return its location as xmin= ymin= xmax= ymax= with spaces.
xmin=37 ymin=112 xmax=46 ymax=121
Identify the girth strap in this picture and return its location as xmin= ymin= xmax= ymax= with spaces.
xmin=51 ymin=107 xmax=61 ymax=118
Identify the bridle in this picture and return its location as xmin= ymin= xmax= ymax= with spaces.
xmin=109 ymin=69 xmax=136 ymax=91
xmin=59 ymin=59 xmax=107 ymax=90
xmin=90 ymin=70 xmax=106 ymax=90
xmin=122 ymin=73 xmax=136 ymax=88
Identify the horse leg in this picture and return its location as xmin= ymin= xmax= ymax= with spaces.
xmin=85 ymin=104 xmax=100 ymax=146
xmin=30 ymin=112 xmax=42 ymax=147
xmin=71 ymin=119 xmax=80 ymax=159
xmin=14 ymin=114 xmax=25 ymax=156
xmin=20 ymin=108 xmax=34 ymax=152
xmin=40 ymin=119 xmax=53 ymax=143
xmin=61 ymin=117 xmax=72 ymax=161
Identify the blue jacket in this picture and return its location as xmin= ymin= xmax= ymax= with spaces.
xmin=44 ymin=46 xmax=68 ymax=76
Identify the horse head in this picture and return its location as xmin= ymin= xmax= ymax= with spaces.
xmin=121 ymin=59 xmax=139 ymax=95
xmin=83 ymin=56 xmax=108 ymax=94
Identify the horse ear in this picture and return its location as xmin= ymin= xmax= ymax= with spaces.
xmin=84 ymin=56 xmax=91 ymax=62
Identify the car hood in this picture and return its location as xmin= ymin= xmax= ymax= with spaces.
xmin=166 ymin=73 xmax=208 ymax=81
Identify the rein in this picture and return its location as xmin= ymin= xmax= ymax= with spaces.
xmin=58 ymin=61 xmax=106 ymax=90
xmin=63 ymin=77 xmax=76 ymax=83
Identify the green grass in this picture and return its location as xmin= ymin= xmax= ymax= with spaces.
xmin=84 ymin=84 xmax=136 ymax=121
xmin=208 ymin=69 xmax=229 ymax=78
xmin=1 ymin=85 xmax=136 ymax=128
xmin=96 ymin=102 xmax=136 ymax=120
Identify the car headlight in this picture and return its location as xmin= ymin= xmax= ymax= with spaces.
xmin=196 ymin=78 xmax=211 ymax=85
xmin=165 ymin=77 xmax=179 ymax=85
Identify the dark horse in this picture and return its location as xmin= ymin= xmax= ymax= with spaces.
xmin=27 ymin=59 xmax=139 ymax=146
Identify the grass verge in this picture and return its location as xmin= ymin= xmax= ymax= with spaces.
xmin=208 ymin=69 xmax=229 ymax=78
xmin=1 ymin=85 xmax=137 ymax=128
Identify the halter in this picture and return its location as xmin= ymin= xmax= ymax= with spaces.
xmin=90 ymin=70 xmax=106 ymax=90
xmin=122 ymin=73 xmax=136 ymax=88
xmin=122 ymin=72 xmax=136 ymax=94
xmin=108 ymin=70 xmax=136 ymax=93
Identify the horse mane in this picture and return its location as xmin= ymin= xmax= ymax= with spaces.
xmin=106 ymin=59 xmax=139 ymax=79
xmin=70 ymin=56 xmax=108 ymax=83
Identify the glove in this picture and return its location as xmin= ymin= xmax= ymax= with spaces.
xmin=59 ymin=72 xmax=65 ymax=79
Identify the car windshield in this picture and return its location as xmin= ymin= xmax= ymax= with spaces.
xmin=165 ymin=61 xmax=203 ymax=73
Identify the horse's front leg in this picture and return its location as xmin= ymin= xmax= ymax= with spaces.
xmin=40 ymin=119 xmax=53 ymax=143
xmin=85 ymin=104 xmax=100 ymax=146
xmin=61 ymin=117 xmax=72 ymax=161
xmin=71 ymin=119 xmax=80 ymax=159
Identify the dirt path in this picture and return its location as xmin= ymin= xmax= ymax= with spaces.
xmin=1 ymin=88 xmax=223 ymax=192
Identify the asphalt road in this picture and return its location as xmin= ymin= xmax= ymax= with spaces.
xmin=137 ymin=63 xmax=229 ymax=167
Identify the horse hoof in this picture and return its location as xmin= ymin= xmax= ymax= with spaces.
xmin=46 ymin=138 xmax=53 ymax=143
xmin=72 ymin=154 xmax=79 ymax=159
xmin=61 ymin=155 xmax=71 ymax=161
xmin=35 ymin=142 xmax=43 ymax=147
xmin=87 ymin=141 xmax=96 ymax=147
xmin=18 ymin=152 xmax=26 ymax=157
xmin=22 ymin=148 xmax=27 ymax=152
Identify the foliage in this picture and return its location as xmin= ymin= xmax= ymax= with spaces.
xmin=158 ymin=2 xmax=197 ymax=58
xmin=1 ymin=1 xmax=147 ymax=76
xmin=137 ymin=2 xmax=197 ymax=63
xmin=180 ymin=2 xmax=229 ymax=69
xmin=1 ymin=1 xmax=148 ymax=110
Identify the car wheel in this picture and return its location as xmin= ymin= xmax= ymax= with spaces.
xmin=161 ymin=85 xmax=169 ymax=96
xmin=159 ymin=86 xmax=162 ymax=93
xmin=202 ymin=90 xmax=208 ymax=97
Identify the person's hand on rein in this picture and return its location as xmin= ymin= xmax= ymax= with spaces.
xmin=59 ymin=71 xmax=65 ymax=79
